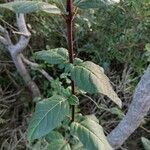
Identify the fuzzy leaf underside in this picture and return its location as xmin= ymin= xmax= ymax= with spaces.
xmin=27 ymin=95 xmax=69 ymax=141
xmin=47 ymin=139 xmax=71 ymax=150
xmin=71 ymin=61 xmax=122 ymax=108
xmin=0 ymin=1 xmax=61 ymax=14
xmin=71 ymin=117 xmax=112 ymax=150
xmin=35 ymin=48 xmax=69 ymax=65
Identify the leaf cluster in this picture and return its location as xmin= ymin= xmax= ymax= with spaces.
xmin=0 ymin=0 xmax=124 ymax=149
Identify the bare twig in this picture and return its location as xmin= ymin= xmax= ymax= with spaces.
xmin=4 ymin=65 xmax=20 ymax=89
xmin=0 ymin=25 xmax=12 ymax=46
xmin=0 ymin=90 xmax=22 ymax=102
xmin=0 ymin=36 xmax=7 ymax=45
xmin=11 ymin=14 xmax=31 ymax=56
xmin=12 ymin=31 xmax=30 ymax=36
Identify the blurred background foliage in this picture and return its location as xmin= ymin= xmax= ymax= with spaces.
xmin=0 ymin=0 xmax=150 ymax=149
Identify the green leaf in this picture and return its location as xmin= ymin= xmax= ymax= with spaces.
xmin=47 ymin=139 xmax=71 ymax=150
xmin=110 ymin=107 xmax=124 ymax=119
xmin=71 ymin=136 xmax=85 ymax=150
xmin=145 ymin=44 xmax=150 ymax=51
xmin=68 ymin=95 xmax=79 ymax=105
xmin=145 ymin=43 xmax=150 ymax=62
xmin=45 ymin=130 xmax=71 ymax=149
xmin=45 ymin=131 xmax=64 ymax=143
xmin=0 ymin=1 xmax=61 ymax=14
xmin=27 ymin=95 xmax=69 ymax=141
xmin=86 ymin=114 xmax=99 ymax=123
xmin=31 ymin=140 xmax=47 ymax=150
xmin=0 ymin=118 xmax=5 ymax=124
xmin=50 ymin=79 xmax=71 ymax=97
xmin=35 ymin=48 xmax=69 ymax=65
xmin=74 ymin=58 xmax=84 ymax=65
xmin=71 ymin=117 xmax=112 ymax=150
xmin=64 ymin=63 xmax=74 ymax=73
xmin=74 ymin=0 xmax=106 ymax=9
xmin=71 ymin=61 xmax=122 ymax=108
xmin=72 ymin=143 xmax=85 ymax=150
xmin=141 ymin=137 xmax=150 ymax=150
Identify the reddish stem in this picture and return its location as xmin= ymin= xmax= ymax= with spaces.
xmin=66 ymin=0 xmax=75 ymax=122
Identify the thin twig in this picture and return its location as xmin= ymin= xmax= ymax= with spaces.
xmin=140 ymin=125 xmax=150 ymax=133
xmin=21 ymin=54 xmax=53 ymax=82
xmin=81 ymin=94 xmax=110 ymax=112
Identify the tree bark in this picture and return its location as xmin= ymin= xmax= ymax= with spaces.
xmin=107 ymin=65 xmax=150 ymax=149
xmin=11 ymin=53 xmax=41 ymax=98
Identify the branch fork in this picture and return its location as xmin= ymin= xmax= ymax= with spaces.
xmin=0 ymin=14 xmax=40 ymax=98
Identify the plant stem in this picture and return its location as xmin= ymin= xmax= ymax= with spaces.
xmin=66 ymin=0 xmax=75 ymax=122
